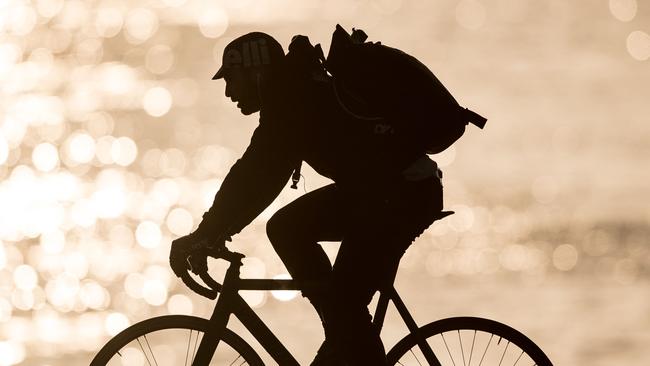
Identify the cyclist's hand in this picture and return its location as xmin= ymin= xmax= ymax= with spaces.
xmin=169 ymin=233 xmax=227 ymax=277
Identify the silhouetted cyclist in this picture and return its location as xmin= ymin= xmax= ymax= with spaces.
xmin=170 ymin=32 xmax=444 ymax=365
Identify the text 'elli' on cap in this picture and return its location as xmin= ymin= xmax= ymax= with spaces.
xmin=212 ymin=32 xmax=285 ymax=79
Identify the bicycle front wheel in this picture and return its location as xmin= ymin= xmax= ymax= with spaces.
xmin=387 ymin=317 xmax=553 ymax=366
xmin=90 ymin=315 xmax=263 ymax=366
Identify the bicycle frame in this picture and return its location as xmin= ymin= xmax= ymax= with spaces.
xmin=191 ymin=253 xmax=443 ymax=366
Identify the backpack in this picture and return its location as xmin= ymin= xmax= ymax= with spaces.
xmin=285 ymin=25 xmax=487 ymax=188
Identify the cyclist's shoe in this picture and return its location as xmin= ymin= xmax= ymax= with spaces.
xmin=310 ymin=339 xmax=345 ymax=365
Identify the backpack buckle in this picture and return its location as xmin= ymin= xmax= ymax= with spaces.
xmin=290 ymin=161 xmax=302 ymax=189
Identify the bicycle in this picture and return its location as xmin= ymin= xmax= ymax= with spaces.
xmin=91 ymin=211 xmax=554 ymax=365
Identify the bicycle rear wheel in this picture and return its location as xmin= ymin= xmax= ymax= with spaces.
xmin=90 ymin=315 xmax=263 ymax=366
xmin=386 ymin=317 xmax=552 ymax=366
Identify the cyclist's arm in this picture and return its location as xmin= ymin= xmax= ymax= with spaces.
xmin=194 ymin=112 xmax=298 ymax=240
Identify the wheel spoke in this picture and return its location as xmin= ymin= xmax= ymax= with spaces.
xmin=143 ymin=335 xmax=159 ymax=366
xmin=136 ymin=337 xmax=153 ymax=366
xmin=468 ymin=330 xmax=476 ymax=366
xmin=191 ymin=330 xmax=203 ymax=364
xmin=185 ymin=330 xmax=193 ymax=366
xmin=512 ymin=350 xmax=524 ymax=366
xmin=441 ymin=333 xmax=456 ymax=366
xmin=458 ymin=330 xmax=466 ymax=366
xmin=228 ymin=354 xmax=242 ymax=366
xmin=498 ymin=340 xmax=510 ymax=366
xmin=409 ymin=348 xmax=423 ymax=365
xmin=478 ymin=334 xmax=493 ymax=366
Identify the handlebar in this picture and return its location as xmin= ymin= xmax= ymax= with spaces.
xmin=180 ymin=246 xmax=246 ymax=299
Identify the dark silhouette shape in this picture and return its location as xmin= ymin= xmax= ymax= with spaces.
xmin=96 ymin=244 xmax=555 ymax=366
xmin=169 ymin=25 xmax=486 ymax=365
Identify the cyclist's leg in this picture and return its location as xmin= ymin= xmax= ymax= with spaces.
xmin=266 ymin=183 xmax=345 ymax=305
xmin=322 ymin=238 xmax=398 ymax=365
xmin=322 ymin=176 xmax=443 ymax=365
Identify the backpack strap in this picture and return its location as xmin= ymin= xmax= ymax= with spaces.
xmin=461 ymin=107 xmax=488 ymax=129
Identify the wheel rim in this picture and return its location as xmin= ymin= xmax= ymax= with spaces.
xmin=92 ymin=316 xmax=261 ymax=366
xmin=388 ymin=317 xmax=552 ymax=366
xmin=395 ymin=330 xmax=538 ymax=366
xmin=105 ymin=329 xmax=248 ymax=365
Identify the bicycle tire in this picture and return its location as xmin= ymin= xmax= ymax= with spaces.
xmin=90 ymin=315 xmax=264 ymax=366
xmin=386 ymin=316 xmax=553 ymax=366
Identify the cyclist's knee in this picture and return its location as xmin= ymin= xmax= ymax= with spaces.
xmin=266 ymin=211 xmax=290 ymax=247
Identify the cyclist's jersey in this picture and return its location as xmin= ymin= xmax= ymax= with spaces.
xmin=195 ymin=66 xmax=427 ymax=239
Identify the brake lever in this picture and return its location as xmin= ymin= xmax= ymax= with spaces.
xmin=196 ymin=247 xmax=244 ymax=292
xmin=186 ymin=250 xmax=208 ymax=275
xmin=199 ymin=271 xmax=223 ymax=292
xmin=180 ymin=271 xmax=218 ymax=300
xmin=178 ymin=244 xmax=245 ymax=299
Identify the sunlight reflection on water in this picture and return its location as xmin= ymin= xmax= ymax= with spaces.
xmin=0 ymin=0 xmax=648 ymax=365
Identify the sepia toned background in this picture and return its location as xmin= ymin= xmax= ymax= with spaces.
xmin=1 ymin=0 xmax=649 ymax=365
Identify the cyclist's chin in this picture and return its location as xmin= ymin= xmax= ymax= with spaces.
xmin=237 ymin=102 xmax=259 ymax=115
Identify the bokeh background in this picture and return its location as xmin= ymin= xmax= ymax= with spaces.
xmin=1 ymin=0 xmax=649 ymax=365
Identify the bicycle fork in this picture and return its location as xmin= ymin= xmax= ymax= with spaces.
xmin=191 ymin=264 xmax=239 ymax=366
xmin=190 ymin=259 xmax=300 ymax=366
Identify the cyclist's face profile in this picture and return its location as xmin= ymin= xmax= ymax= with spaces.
xmin=224 ymin=69 xmax=261 ymax=115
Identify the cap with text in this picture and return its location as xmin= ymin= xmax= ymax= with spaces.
xmin=212 ymin=32 xmax=285 ymax=80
